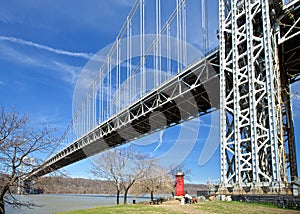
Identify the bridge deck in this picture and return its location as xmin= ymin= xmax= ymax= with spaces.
xmin=29 ymin=51 xmax=220 ymax=178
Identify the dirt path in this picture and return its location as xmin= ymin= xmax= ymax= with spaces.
xmin=155 ymin=200 xmax=209 ymax=214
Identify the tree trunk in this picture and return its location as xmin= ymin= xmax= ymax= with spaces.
xmin=0 ymin=198 xmax=5 ymax=214
xmin=123 ymin=180 xmax=135 ymax=204
xmin=116 ymin=189 xmax=120 ymax=205
xmin=123 ymin=189 xmax=128 ymax=204
xmin=151 ymin=191 xmax=154 ymax=202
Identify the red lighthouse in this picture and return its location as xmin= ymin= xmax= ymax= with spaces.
xmin=175 ymin=170 xmax=185 ymax=197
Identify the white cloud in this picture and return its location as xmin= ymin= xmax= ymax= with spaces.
xmin=53 ymin=61 xmax=82 ymax=85
xmin=0 ymin=36 xmax=93 ymax=60
xmin=0 ymin=43 xmax=39 ymax=65
xmin=0 ymin=81 xmax=5 ymax=86
xmin=0 ymin=42 xmax=82 ymax=85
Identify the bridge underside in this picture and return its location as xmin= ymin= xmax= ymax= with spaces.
xmin=30 ymin=51 xmax=220 ymax=178
xmin=279 ymin=0 xmax=300 ymax=83
xmin=278 ymin=0 xmax=300 ymax=183
xmin=280 ymin=36 xmax=300 ymax=82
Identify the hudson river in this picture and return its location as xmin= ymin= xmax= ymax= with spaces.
xmin=5 ymin=194 xmax=161 ymax=214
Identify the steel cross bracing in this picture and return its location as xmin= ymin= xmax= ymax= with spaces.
xmin=219 ymin=0 xmax=299 ymax=192
xmin=219 ymin=0 xmax=277 ymax=187
xmin=29 ymin=52 xmax=220 ymax=177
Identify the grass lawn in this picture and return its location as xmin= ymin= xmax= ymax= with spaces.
xmin=56 ymin=200 xmax=300 ymax=214
xmin=55 ymin=204 xmax=178 ymax=214
xmin=194 ymin=201 xmax=297 ymax=214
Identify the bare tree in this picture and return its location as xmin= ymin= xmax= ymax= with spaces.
xmin=91 ymin=148 xmax=124 ymax=204
xmin=123 ymin=151 xmax=158 ymax=204
xmin=0 ymin=107 xmax=56 ymax=214
xmin=131 ymin=164 xmax=173 ymax=201
xmin=90 ymin=147 xmax=153 ymax=204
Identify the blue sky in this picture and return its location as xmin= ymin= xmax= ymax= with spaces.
xmin=0 ymin=0 xmax=299 ymax=184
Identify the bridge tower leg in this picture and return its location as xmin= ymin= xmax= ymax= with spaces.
xmin=219 ymin=0 xmax=289 ymax=194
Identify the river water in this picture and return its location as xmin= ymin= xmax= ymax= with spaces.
xmin=5 ymin=194 xmax=163 ymax=214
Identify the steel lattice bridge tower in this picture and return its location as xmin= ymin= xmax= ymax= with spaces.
xmin=28 ymin=0 xmax=300 ymax=194
xmin=219 ymin=0 xmax=299 ymax=194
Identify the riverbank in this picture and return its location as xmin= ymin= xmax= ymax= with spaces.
xmin=5 ymin=194 xmax=151 ymax=214
xmin=56 ymin=200 xmax=300 ymax=214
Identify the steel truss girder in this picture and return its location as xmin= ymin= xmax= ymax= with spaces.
xmin=279 ymin=0 xmax=300 ymax=45
xmin=279 ymin=16 xmax=300 ymax=44
xmin=219 ymin=0 xmax=287 ymax=187
xmin=277 ymin=0 xmax=300 ymax=83
xmin=29 ymin=51 xmax=220 ymax=178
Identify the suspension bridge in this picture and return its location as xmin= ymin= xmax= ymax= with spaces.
xmin=28 ymin=0 xmax=300 ymax=194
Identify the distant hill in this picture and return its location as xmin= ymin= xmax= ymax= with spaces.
xmin=34 ymin=176 xmax=208 ymax=195
xmin=185 ymin=183 xmax=209 ymax=195
xmin=35 ymin=177 xmax=116 ymax=194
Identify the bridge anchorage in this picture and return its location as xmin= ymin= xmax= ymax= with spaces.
xmin=27 ymin=0 xmax=300 ymax=197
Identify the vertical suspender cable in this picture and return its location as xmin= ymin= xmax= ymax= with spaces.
xmin=140 ymin=0 xmax=142 ymax=97
xmin=182 ymin=0 xmax=187 ymax=66
xmin=140 ymin=0 xmax=145 ymax=97
xmin=116 ymin=39 xmax=120 ymax=113
xmin=179 ymin=0 xmax=182 ymax=71
xmin=85 ymin=104 xmax=87 ymax=135
xmin=116 ymin=40 xmax=118 ymax=114
xmin=202 ymin=0 xmax=208 ymax=54
xmin=93 ymin=87 xmax=96 ymax=127
xmin=158 ymin=0 xmax=161 ymax=84
xmin=98 ymin=81 xmax=100 ymax=124
xmin=91 ymin=93 xmax=93 ymax=129
xmin=81 ymin=108 xmax=83 ymax=137
xmin=83 ymin=101 xmax=85 ymax=134
xmin=129 ymin=20 xmax=132 ymax=102
xmin=84 ymin=98 xmax=89 ymax=133
xmin=99 ymin=71 xmax=104 ymax=123
xmin=155 ymin=0 xmax=158 ymax=87
xmin=143 ymin=0 xmax=145 ymax=95
xmin=119 ymin=40 xmax=121 ymax=111
xmin=155 ymin=0 xmax=161 ymax=86
xmin=88 ymin=95 xmax=90 ymax=132
xmin=84 ymin=102 xmax=86 ymax=134
xmin=176 ymin=0 xmax=180 ymax=73
xmin=92 ymin=89 xmax=94 ymax=128
xmin=108 ymin=56 xmax=112 ymax=118
xmin=127 ymin=17 xmax=130 ymax=106
xmin=167 ymin=23 xmax=171 ymax=77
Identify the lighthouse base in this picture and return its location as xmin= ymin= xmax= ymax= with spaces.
xmin=174 ymin=195 xmax=184 ymax=200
